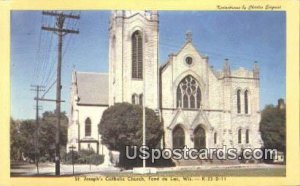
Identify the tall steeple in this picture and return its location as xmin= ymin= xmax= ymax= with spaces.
xmin=108 ymin=10 xmax=159 ymax=109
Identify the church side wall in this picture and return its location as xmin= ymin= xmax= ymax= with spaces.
xmin=229 ymin=77 xmax=262 ymax=150
xmin=67 ymin=104 xmax=109 ymax=154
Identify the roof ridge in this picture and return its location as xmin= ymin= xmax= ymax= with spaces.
xmin=76 ymin=71 xmax=108 ymax=75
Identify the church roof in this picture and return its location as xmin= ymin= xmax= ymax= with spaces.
xmin=75 ymin=72 xmax=109 ymax=106
xmin=160 ymin=40 xmax=208 ymax=73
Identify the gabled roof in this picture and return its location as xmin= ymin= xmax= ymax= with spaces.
xmin=167 ymin=108 xmax=191 ymax=130
xmin=175 ymin=40 xmax=206 ymax=58
xmin=160 ymin=41 xmax=208 ymax=72
xmin=75 ymin=72 xmax=108 ymax=105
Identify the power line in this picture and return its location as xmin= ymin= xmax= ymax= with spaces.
xmin=40 ymin=11 xmax=81 ymax=88
xmin=41 ymin=79 xmax=57 ymax=98
xmin=32 ymin=12 xmax=58 ymax=87
xmin=40 ymin=32 xmax=54 ymax=86
xmin=62 ymin=11 xmax=81 ymax=59
xmin=32 ymin=14 xmax=44 ymax=84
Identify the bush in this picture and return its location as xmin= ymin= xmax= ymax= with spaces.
xmin=64 ymin=151 xmax=80 ymax=163
xmin=89 ymin=154 xmax=104 ymax=165
xmin=63 ymin=150 xmax=104 ymax=165
xmin=39 ymin=156 xmax=48 ymax=163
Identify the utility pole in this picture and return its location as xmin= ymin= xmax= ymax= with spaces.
xmin=42 ymin=11 xmax=79 ymax=176
xmin=69 ymin=145 xmax=76 ymax=175
xmin=30 ymin=85 xmax=45 ymax=175
xmin=142 ymin=33 xmax=146 ymax=170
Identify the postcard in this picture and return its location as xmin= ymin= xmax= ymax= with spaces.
xmin=0 ymin=0 xmax=299 ymax=186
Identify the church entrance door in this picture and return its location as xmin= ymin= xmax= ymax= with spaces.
xmin=172 ymin=125 xmax=185 ymax=149
xmin=194 ymin=126 xmax=206 ymax=149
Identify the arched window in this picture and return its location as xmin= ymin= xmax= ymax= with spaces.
xmin=194 ymin=126 xmax=206 ymax=149
xmin=85 ymin=118 xmax=91 ymax=137
xmin=172 ymin=125 xmax=185 ymax=149
xmin=214 ymin=132 xmax=217 ymax=144
xmin=176 ymin=75 xmax=201 ymax=109
xmin=244 ymin=90 xmax=249 ymax=114
xmin=190 ymin=94 xmax=195 ymax=108
xmin=246 ymin=129 xmax=249 ymax=144
xmin=132 ymin=94 xmax=138 ymax=105
xmin=132 ymin=31 xmax=143 ymax=79
xmin=237 ymin=89 xmax=241 ymax=113
xmin=176 ymin=87 xmax=182 ymax=107
xmin=132 ymin=94 xmax=136 ymax=104
xmin=238 ymin=129 xmax=242 ymax=144
xmin=139 ymin=94 xmax=143 ymax=106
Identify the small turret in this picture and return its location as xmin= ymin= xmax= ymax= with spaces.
xmin=150 ymin=10 xmax=159 ymax=21
xmin=253 ymin=61 xmax=259 ymax=78
xmin=168 ymin=53 xmax=175 ymax=62
xmin=111 ymin=10 xmax=124 ymax=18
xmin=223 ymin=58 xmax=231 ymax=77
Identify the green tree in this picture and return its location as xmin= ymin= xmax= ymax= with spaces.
xmin=10 ymin=118 xmax=28 ymax=160
xmin=260 ymin=104 xmax=286 ymax=153
xmin=10 ymin=111 xmax=68 ymax=162
xmin=39 ymin=111 xmax=68 ymax=160
xmin=98 ymin=103 xmax=163 ymax=167
xmin=10 ymin=119 xmax=36 ymax=161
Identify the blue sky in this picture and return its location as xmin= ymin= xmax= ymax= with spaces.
xmin=11 ymin=11 xmax=286 ymax=120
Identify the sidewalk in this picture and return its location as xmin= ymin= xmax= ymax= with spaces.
xmin=11 ymin=162 xmax=285 ymax=177
xmin=11 ymin=163 xmax=121 ymax=176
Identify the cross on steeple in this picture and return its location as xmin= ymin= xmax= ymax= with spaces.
xmin=186 ymin=31 xmax=192 ymax=42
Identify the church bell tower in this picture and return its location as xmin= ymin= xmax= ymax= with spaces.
xmin=108 ymin=10 xmax=159 ymax=109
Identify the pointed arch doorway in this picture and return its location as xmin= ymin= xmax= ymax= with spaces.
xmin=172 ymin=125 xmax=185 ymax=149
xmin=194 ymin=126 xmax=206 ymax=149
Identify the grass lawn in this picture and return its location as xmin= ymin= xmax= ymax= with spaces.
xmin=110 ymin=167 xmax=286 ymax=177
xmin=156 ymin=168 xmax=285 ymax=177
